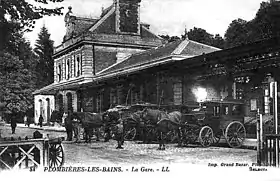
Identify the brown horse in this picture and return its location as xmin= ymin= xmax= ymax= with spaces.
xmin=141 ymin=108 xmax=183 ymax=150
xmin=71 ymin=112 xmax=106 ymax=143
xmin=71 ymin=110 xmax=121 ymax=143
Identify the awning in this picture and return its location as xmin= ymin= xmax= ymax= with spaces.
xmin=33 ymin=82 xmax=84 ymax=95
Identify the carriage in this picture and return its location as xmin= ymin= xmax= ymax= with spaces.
xmin=182 ymin=99 xmax=246 ymax=148
xmin=0 ymin=134 xmax=64 ymax=170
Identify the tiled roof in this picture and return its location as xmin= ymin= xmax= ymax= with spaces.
xmin=74 ymin=17 xmax=99 ymax=35
xmin=99 ymin=39 xmax=220 ymax=75
xmin=180 ymin=40 xmax=221 ymax=56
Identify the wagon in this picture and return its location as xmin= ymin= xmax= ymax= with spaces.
xmin=0 ymin=135 xmax=64 ymax=170
xmin=182 ymin=99 xmax=246 ymax=148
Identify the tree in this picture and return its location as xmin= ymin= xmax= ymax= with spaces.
xmin=0 ymin=0 xmax=64 ymax=51
xmin=187 ymin=27 xmax=213 ymax=45
xmin=224 ymin=1 xmax=280 ymax=48
xmin=34 ymin=26 xmax=54 ymax=88
xmin=0 ymin=52 xmax=36 ymax=114
xmin=186 ymin=27 xmax=225 ymax=49
xmin=224 ymin=18 xmax=250 ymax=48
xmin=159 ymin=35 xmax=181 ymax=43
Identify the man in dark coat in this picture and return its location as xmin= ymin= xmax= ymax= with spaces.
xmin=10 ymin=113 xmax=17 ymax=134
xmin=39 ymin=115 xmax=43 ymax=127
xmin=113 ymin=119 xmax=124 ymax=149
xmin=64 ymin=111 xmax=73 ymax=141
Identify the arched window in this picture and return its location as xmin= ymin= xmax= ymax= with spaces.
xmin=66 ymin=92 xmax=73 ymax=111
xmin=39 ymin=99 xmax=43 ymax=117
xmin=46 ymin=98 xmax=50 ymax=123
xmin=56 ymin=94 xmax=63 ymax=113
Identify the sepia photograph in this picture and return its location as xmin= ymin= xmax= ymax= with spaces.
xmin=0 ymin=0 xmax=280 ymax=180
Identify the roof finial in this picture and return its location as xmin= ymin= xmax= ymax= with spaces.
xmin=183 ymin=25 xmax=188 ymax=40
xmin=68 ymin=6 xmax=73 ymax=13
xmin=101 ymin=6 xmax=104 ymax=13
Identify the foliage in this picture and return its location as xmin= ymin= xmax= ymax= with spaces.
xmin=0 ymin=52 xmax=36 ymax=114
xmin=187 ymin=27 xmax=225 ymax=49
xmin=34 ymin=26 xmax=54 ymax=88
xmin=224 ymin=1 xmax=280 ymax=48
xmin=0 ymin=0 xmax=63 ymax=115
xmin=159 ymin=35 xmax=181 ymax=43
xmin=224 ymin=18 xmax=250 ymax=48
xmin=0 ymin=0 xmax=63 ymax=51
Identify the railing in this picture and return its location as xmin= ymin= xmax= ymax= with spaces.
xmin=261 ymin=134 xmax=280 ymax=167
xmin=258 ymin=133 xmax=280 ymax=167
xmin=0 ymin=138 xmax=49 ymax=170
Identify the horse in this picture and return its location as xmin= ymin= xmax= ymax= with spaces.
xmin=141 ymin=108 xmax=183 ymax=150
xmin=50 ymin=110 xmax=63 ymax=123
xmin=72 ymin=112 xmax=106 ymax=143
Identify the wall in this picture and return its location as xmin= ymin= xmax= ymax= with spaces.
xmin=34 ymin=95 xmax=55 ymax=124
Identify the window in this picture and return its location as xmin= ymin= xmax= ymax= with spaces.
xmin=57 ymin=64 xmax=62 ymax=82
xmin=64 ymin=59 xmax=67 ymax=80
xmin=110 ymin=89 xmax=117 ymax=107
xmin=222 ymin=105 xmax=229 ymax=115
xmin=76 ymin=56 xmax=80 ymax=77
xmin=117 ymin=86 xmax=123 ymax=105
xmin=73 ymin=55 xmax=76 ymax=77
xmin=75 ymin=55 xmax=82 ymax=77
xmin=232 ymin=104 xmax=242 ymax=115
xmin=173 ymin=81 xmax=182 ymax=105
xmin=96 ymin=91 xmax=103 ymax=113
xmin=131 ymin=87 xmax=140 ymax=104
xmin=213 ymin=106 xmax=220 ymax=116
xmin=250 ymin=99 xmax=257 ymax=111
xmin=67 ymin=59 xmax=70 ymax=79
xmin=80 ymin=55 xmax=82 ymax=75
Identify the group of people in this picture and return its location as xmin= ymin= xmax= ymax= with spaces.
xmin=64 ymin=110 xmax=81 ymax=142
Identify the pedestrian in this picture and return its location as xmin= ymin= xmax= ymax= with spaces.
xmin=26 ymin=116 xmax=31 ymax=127
xmin=72 ymin=113 xmax=81 ymax=142
xmin=39 ymin=115 xmax=43 ymax=127
xmin=24 ymin=115 xmax=28 ymax=127
xmin=114 ymin=119 xmax=124 ymax=149
xmin=10 ymin=111 xmax=17 ymax=134
xmin=64 ymin=111 xmax=73 ymax=141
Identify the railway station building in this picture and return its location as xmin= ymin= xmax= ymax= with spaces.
xmin=33 ymin=0 xmax=280 ymax=126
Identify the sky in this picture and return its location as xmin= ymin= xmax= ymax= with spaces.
xmin=24 ymin=0 xmax=266 ymax=47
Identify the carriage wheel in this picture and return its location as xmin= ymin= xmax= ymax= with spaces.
xmin=198 ymin=126 xmax=214 ymax=147
xmin=124 ymin=127 xmax=136 ymax=141
xmin=49 ymin=143 xmax=65 ymax=167
xmin=225 ymin=121 xmax=246 ymax=148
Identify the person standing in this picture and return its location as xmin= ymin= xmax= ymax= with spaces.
xmin=64 ymin=111 xmax=73 ymax=141
xmin=72 ymin=113 xmax=81 ymax=142
xmin=11 ymin=111 xmax=17 ymax=134
xmin=39 ymin=115 xmax=43 ymax=127
xmin=114 ymin=119 xmax=124 ymax=149
xmin=24 ymin=115 xmax=28 ymax=126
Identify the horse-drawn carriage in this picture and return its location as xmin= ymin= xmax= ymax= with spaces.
xmin=182 ymin=99 xmax=246 ymax=148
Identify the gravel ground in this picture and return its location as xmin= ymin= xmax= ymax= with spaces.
xmin=2 ymin=125 xmax=280 ymax=181
xmin=0 ymin=125 xmax=256 ymax=166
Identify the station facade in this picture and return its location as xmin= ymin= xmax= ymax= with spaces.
xmin=33 ymin=0 xmax=280 ymax=124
